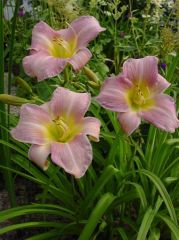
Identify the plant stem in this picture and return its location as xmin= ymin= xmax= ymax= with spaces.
xmin=8 ymin=0 xmax=20 ymax=95
xmin=0 ymin=0 xmax=17 ymax=207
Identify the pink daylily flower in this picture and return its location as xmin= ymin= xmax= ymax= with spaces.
xmin=23 ymin=16 xmax=105 ymax=81
xmin=96 ymin=56 xmax=179 ymax=135
xmin=11 ymin=87 xmax=101 ymax=178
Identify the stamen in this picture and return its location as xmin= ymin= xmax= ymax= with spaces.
xmin=53 ymin=117 xmax=73 ymax=142
xmin=52 ymin=37 xmax=71 ymax=54
xmin=133 ymin=85 xmax=146 ymax=105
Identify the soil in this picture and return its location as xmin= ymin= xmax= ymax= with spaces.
xmin=0 ymin=177 xmax=46 ymax=240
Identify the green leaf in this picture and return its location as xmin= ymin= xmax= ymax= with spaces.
xmin=0 ymin=204 xmax=74 ymax=222
xmin=136 ymin=197 xmax=162 ymax=240
xmin=148 ymin=228 xmax=160 ymax=240
xmin=78 ymin=193 xmax=115 ymax=240
xmin=126 ymin=181 xmax=148 ymax=210
xmin=80 ymin=165 xmax=119 ymax=216
xmin=140 ymin=170 xmax=178 ymax=224
xmin=117 ymin=227 xmax=129 ymax=240
xmin=0 ymin=222 xmax=63 ymax=235
xmin=157 ymin=214 xmax=179 ymax=240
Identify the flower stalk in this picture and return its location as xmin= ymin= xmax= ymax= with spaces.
xmin=0 ymin=0 xmax=17 ymax=207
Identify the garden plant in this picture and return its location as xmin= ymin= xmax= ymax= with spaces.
xmin=0 ymin=0 xmax=179 ymax=239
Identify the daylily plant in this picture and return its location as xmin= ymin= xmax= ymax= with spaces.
xmin=23 ymin=16 xmax=105 ymax=81
xmin=11 ymin=87 xmax=101 ymax=178
xmin=96 ymin=56 xmax=179 ymax=135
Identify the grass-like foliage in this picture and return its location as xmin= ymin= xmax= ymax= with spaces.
xmin=0 ymin=0 xmax=179 ymax=239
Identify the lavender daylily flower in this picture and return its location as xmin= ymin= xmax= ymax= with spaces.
xmin=23 ymin=16 xmax=105 ymax=81
xmin=11 ymin=87 xmax=101 ymax=178
xmin=96 ymin=56 xmax=179 ymax=135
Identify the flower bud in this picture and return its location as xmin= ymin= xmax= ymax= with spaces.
xmin=88 ymin=81 xmax=101 ymax=88
xmin=0 ymin=94 xmax=35 ymax=106
xmin=15 ymin=77 xmax=32 ymax=94
xmin=83 ymin=67 xmax=99 ymax=83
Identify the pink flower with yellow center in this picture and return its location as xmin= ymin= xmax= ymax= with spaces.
xmin=11 ymin=87 xmax=101 ymax=178
xmin=96 ymin=56 xmax=179 ymax=135
xmin=23 ymin=16 xmax=105 ymax=81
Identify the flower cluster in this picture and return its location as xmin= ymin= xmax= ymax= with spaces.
xmin=10 ymin=16 xmax=179 ymax=178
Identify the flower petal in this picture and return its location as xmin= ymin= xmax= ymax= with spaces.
xmin=30 ymin=21 xmax=57 ymax=52
xmin=68 ymin=48 xmax=92 ymax=71
xmin=28 ymin=144 xmax=50 ymax=170
xmin=50 ymin=87 xmax=91 ymax=119
xmin=122 ymin=56 xmax=158 ymax=86
xmin=51 ymin=135 xmax=92 ymax=178
xmin=118 ymin=111 xmax=141 ymax=135
xmin=82 ymin=117 xmax=101 ymax=141
xmin=68 ymin=16 xmax=106 ymax=49
xmin=11 ymin=104 xmax=52 ymax=144
xmin=96 ymin=76 xmax=132 ymax=112
xmin=152 ymin=74 xmax=170 ymax=93
xmin=41 ymin=102 xmax=55 ymax=119
xmin=23 ymin=52 xmax=67 ymax=81
xmin=141 ymin=94 xmax=179 ymax=132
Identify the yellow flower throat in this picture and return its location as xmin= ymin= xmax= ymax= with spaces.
xmin=50 ymin=36 xmax=76 ymax=58
xmin=127 ymin=81 xmax=154 ymax=111
xmin=46 ymin=115 xmax=81 ymax=143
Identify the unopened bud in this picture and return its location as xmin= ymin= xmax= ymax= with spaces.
xmin=15 ymin=77 xmax=32 ymax=94
xmin=83 ymin=67 xmax=99 ymax=83
xmin=88 ymin=81 xmax=101 ymax=88
xmin=72 ymin=82 xmax=86 ymax=91
xmin=0 ymin=94 xmax=35 ymax=106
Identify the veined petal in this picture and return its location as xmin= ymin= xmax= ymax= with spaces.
xmin=11 ymin=104 xmax=52 ymax=144
xmin=82 ymin=117 xmax=101 ymax=141
xmin=23 ymin=52 xmax=67 ymax=81
xmin=28 ymin=144 xmax=50 ymax=170
xmin=118 ymin=111 xmax=141 ymax=135
xmin=68 ymin=48 xmax=92 ymax=71
xmin=41 ymin=102 xmax=55 ymax=119
xmin=141 ymin=94 xmax=179 ymax=132
xmin=51 ymin=135 xmax=92 ymax=178
xmin=152 ymin=74 xmax=171 ymax=94
xmin=30 ymin=21 xmax=58 ymax=52
xmin=68 ymin=16 xmax=106 ymax=48
xmin=96 ymin=76 xmax=132 ymax=112
xmin=123 ymin=56 xmax=158 ymax=86
xmin=50 ymin=87 xmax=91 ymax=119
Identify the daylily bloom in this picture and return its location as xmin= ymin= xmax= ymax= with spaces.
xmin=96 ymin=56 xmax=179 ymax=135
xmin=11 ymin=87 xmax=101 ymax=178
xmin=23 ymin=16 xmax=105 ymax=81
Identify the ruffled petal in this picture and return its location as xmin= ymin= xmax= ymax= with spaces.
xmin=28 ymin=144 xmax=51 ymax=170
xmin=11 ymin=104 xmax=53 ymax=144
xmin=51 ymin=135 xmax=92 ymax=178
xmin=96 ymin=76 xmax=132 ymax=112
xmin=30 ymin=21 xmax=58 ymax=52
xmin=152 ymin=74 xmax=170 ymax=94
xmin=68 ymin=16 xmax=106 ymax=49
xmin=50 ymin=87 xmax=91 ymax=119
xmin=68 ymin=48 xmax=92 ymax=71
xmin=123 ymin=56 xmax=158 ymax=87
xmin=23 ymin=52 xmax=67 ymax=81
xmin=118 ymin=111 xmax=141 ymax=135
xmin=82 ymin=117 xmax=101 ymax=141
xmin=141 ymin=94 xmax=179 ymax=132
